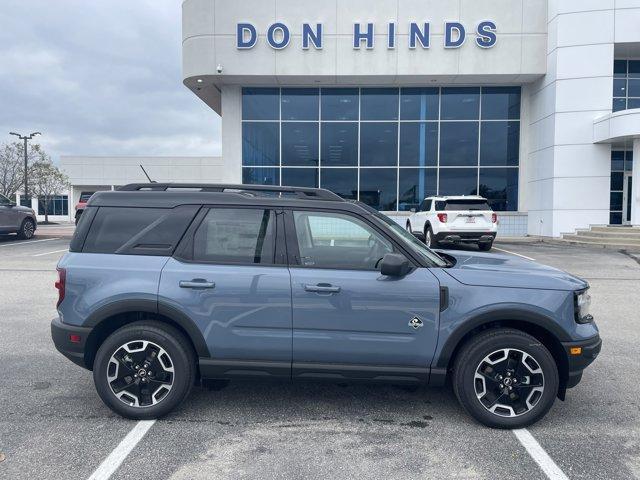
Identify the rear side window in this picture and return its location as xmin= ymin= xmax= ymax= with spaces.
xmin=79 ymin=192 xmax=94 ymax=202
xmin=192 ymin=208 xmax=276 ymax=265
xmin=443 ymin=199 xmax=492 ymax=211
xmin=82 ymin=206 xmax=198 ymax=255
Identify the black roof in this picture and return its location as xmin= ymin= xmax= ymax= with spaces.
xmin=88 ymin=183 xmax=371 ymax=214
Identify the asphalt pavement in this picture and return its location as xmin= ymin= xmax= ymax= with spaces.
xmin=0 ymin=233 xmax=638 ymax=480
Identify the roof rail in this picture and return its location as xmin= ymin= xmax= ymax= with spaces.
xmin=117 ymin=183 xmax=345 ymax=201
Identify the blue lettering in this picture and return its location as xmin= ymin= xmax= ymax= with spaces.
xmin=476 ymin=20 xmax=497 ymax=48
xmin=388 ymin=22 xmax=396 ymax=49
xmin=302 ymin=23 xmax=322 ymax=49
xmin=236 ymin=23 xmax=257 ymax=49
xmin=409 ymin=22 xmax=430 ymax=49
xmin=353 ymin=23 xmax=374 ymax=49
xmin=267 ymin=22 xmax=290 ymax=49
xmin=444 ymin=22 xmax=465 ymax=48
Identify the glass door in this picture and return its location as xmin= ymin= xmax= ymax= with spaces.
xmin=623 ymin=174 xmax=632 ymax=225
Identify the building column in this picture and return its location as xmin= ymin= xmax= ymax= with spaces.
xmin=632 ymin=138 xmax=640 ymax=226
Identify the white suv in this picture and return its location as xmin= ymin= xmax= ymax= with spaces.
xmin=406 ymin=196 xmax=497 ymax=251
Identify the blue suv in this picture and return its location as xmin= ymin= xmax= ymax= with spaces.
xmin=51 ymin=184 xmax=601 ymax=428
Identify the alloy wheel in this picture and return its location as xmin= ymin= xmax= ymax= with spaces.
xmin=23 ymin=220 xmax=35 ymax=239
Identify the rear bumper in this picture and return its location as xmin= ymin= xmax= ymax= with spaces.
xmin=51 ymin=316 xmax=92 ymax=369
xmin=434 ymin=231 xmax=496 ymax=244
xmin=562 ymin=334 xmax=602 ymax=389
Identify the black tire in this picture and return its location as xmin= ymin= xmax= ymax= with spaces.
xmin=93 ymin=321 xmax=196 ymax=420
xmin=406 ymin=221 xmax=412 ymax=233
xmin=478 ymin=241 xmax=493 ymax=251
xmin=452 ymin=329 xmax=558 ymax=429
xmin=424 ymin=225 xmax=438 ymax=248
xmin=17 ymin=218 xmax=35 ymax=239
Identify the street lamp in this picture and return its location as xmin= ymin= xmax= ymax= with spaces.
xmin=9 ymin=131 xmax=41 ymax=206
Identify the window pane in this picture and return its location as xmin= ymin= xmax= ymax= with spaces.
xmin=614 ymin=60 xmax=627 ymax=77
xmin=242 ymin=88 xmax=279 ymax=120
xmin=611 ymin=151 xmax=625 ymax=171
xmin=629 ymin=60 xmax=640 ymax=78
xmin=611 ymin=171 xmax=624 ymax=191
xmin=480 ymin=121 xmax=520 ymax=166
xmin=627 ymin=79 xmax=640 ymax=97
xmin=398 ymin=168 xmax=437 ymax=211
xmin=193 ymin=209 xmax=275 ymax=264
xmin=243 ymin=167 xmax=279 ymax=185
xmin=281 ymin=168 xmax=319 ymax=187
xmin=628 ymin=98 xmax=640 ymax=109
xmin=400 ymin=87 xmax=439 ymax=120
xmin=626 ymin=151 xmax=634 ymax=171
xmin=439 ymin=122 xmax=479 ymax=166
xmin=610 ymin=211 xmax=622 ymax=225
xmin=481 ymin=87 xmax=521 ymax=120
xmin=320 ymin=168 xmax=357 ymax=199
xmin=242 ymin=122 xmax=279 ymax=166
xmin=83 ymin=208 xmax=165 ymax=254
xmin=361 ymin=88 xmax=399 ymax=120
xmin=441 ymin=87 xmax=480 ymax=120
xmin=610 ymin=192 xmax=623 ymax=211
xmin=360 ymin=123 xmax=398 ymax=166
xmin=281 ymin=122 xmax=319 ymax=166
xmin=479 ymin=168 xmax=519 ymax=211
xmin=359 ymin=168 xmax=397 ymax=210
xmin=321 ymin=88 xmax=358 ymax=120
xmin=438 ymin=168 xmax=478 ymax=196
xmin=292 ymin=211 xmax=393 ymax=270
xmin=281 ymin=88 xmax=319 ymax=120
xmin=321 ymin=123 xmax=358 ymax=166
xmin=399 ymin=122 xmax=438 ymax=167
xmin=613 ymin=79 xmax=627 ymax=97
xmin=613 ymin=98 xmax=627 ymax=112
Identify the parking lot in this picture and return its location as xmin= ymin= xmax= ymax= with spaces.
xmin=0 ymin=233 xmax=639 ymax=480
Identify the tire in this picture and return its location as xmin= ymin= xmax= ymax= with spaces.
xmin=93 ymin=321 xmax=196 ymax=420
xmin=17 ymin=218 xmax=35 ymax=239
xmin=478 ymin=241 xmax=493 ymax=252
xmin=452 ymin=329 xmax=559 ymax=429
xmin=406 ymin=221 xmax=412 ymax=233
xmin=424 ymin=226 xmax=438 ymax=248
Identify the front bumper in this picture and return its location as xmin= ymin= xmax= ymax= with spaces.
xmin=562 ymin=334 xmax=602 ymax=389
xmin=51 ymin=316 xmax=92 ymax=369
xmin=434 ymin=231 xmax=497 ymax=244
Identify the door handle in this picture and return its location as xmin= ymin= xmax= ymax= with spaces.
xmin=179 ymin=279 xmax=215 ymax=289
xmin=304 ymin=283 xmax=341 ymax=294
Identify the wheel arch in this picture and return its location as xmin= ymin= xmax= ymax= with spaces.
xmin=82 ymin=299 xmax=209 ymax=370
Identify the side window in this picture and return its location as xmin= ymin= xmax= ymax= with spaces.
xmin=435 ymin=201 xmax=446 ymax=211
xmin=292 ymin=211 xmax=393 ymax=270
xmin=193 ymin=208 xmax=275 ymax=264
xmin=0 ymin=194 xmax=11 ymax=206
xmin=418 ymin=200 xmax=427 ymax=212
xmin=424 ymin=200 xmax=432 ymax=211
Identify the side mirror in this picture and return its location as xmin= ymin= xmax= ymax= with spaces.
xmin=410 ymin=208 xmax=416 ymax=213
xmin=380 ymin=253 xmax=411 ymax=277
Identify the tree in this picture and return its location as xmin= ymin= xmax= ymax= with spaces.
xmin=0 ymin=141 xmax=47 ymax=200
xmin=29 ymin=158 xmax=70 ymax=224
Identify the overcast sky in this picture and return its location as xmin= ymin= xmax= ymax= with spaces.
xmin=0 ymin=0 xmax=221 ymax=163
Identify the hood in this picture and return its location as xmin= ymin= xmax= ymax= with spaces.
xmin=437 ymin=249 xmax=587 ymax=291
xmin=13 ymin=204 xmax=34 ymax=214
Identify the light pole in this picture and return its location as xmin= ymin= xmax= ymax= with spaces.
xmin=9 ymin=131 xmax=40 ymax=205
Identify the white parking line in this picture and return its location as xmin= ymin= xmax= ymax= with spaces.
xmin=492 ymin=246 xmax=536 ymax=261
xmin=0 ymin=238 xmax=60 ymax=248
xmin=33 ymin=249 xmax=68 ymax=257
xmin=513 ymin=428 xmax=569 ymax=480
xmin=87 ymin=420 xmax=156 ymax=480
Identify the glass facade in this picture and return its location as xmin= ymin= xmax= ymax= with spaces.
xmin=241 ymin=86 xmax=521 ymax=211
xmin=610 ymin=150 xmax=632 ymax=225
xmin=613 ymin=60 xmax=640 ymax=112
xmin=38 ymin=195 xmax=69 ymax=216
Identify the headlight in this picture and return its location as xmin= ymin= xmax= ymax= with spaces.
xmin=574 ymin=289 xmax=593 ymax=324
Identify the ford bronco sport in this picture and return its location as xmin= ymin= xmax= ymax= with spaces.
xmin=51 ymin=184 xmax=601 ymax=428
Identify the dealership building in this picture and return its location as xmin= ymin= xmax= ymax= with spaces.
xmin=62 ymin=0 xmax=640 ymax=237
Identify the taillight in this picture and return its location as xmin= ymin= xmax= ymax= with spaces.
xmin=437 ymin=213 xmax=448 ymax=223
xmin=55 ymin=267 xmax=66 ymax=308
xmin=491 ymin=213 xmax=497 ymax=223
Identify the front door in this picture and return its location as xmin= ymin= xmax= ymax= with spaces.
xmin=623 ymin=173 xmax=633 ymax=225
xmin=159 ymin=206 xmax=292 ymax=379
xmin=285 ymin=209 xmax=441 ymax=383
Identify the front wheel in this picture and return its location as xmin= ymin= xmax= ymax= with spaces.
xmin=17 ymin=218 xmax=35 ymax=239
xmin=424 ymin=226 xmax=437 ymax=248
xmin=452 ymin=329 xmax=559 ymax=429
xmin=93 ymin=321 xmax=196 ymax=419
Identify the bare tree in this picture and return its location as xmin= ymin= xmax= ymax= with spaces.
xmin=0 ymin=142 xmax=47 ymax=200
xmin=29 ymin=158 xmax=70 ymax=224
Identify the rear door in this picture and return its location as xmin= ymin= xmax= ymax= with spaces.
xmin=159 ymin=206 xmax=292 ymax=379
xmin=285 ymin=209 xmax=441 ymax=383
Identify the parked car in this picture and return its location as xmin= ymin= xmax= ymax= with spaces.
xmin=51 ymin=183 xmax=600 ymax=428
xmin=74 ymin=191 xmax=96 ymax=225
xmin=0 ymin=193 xmax=37 ymax=239
xmin=406 ymin=196 xmax=498 ymax=251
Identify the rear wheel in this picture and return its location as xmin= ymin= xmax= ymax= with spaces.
xmin=424 ymin=226 xmax=438 ymax=248
xmin=17 ymin=218 xmax=35 ymax=239
xmin=452 ymin=329 xmax=558 ymax=429
xmin=93 ymin=321 xmax=196 ymax=419
xmin=406 ymin=221 xmax=412 ymax=233
xmin=478 ymin=240 xmax=493 ymax=251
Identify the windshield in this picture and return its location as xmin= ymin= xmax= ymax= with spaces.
xmin=373 ymin=213 xmax=448 ymax=267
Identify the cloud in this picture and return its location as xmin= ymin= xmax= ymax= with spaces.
xmin=0 ymin=0 xmax=221 ymax=162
